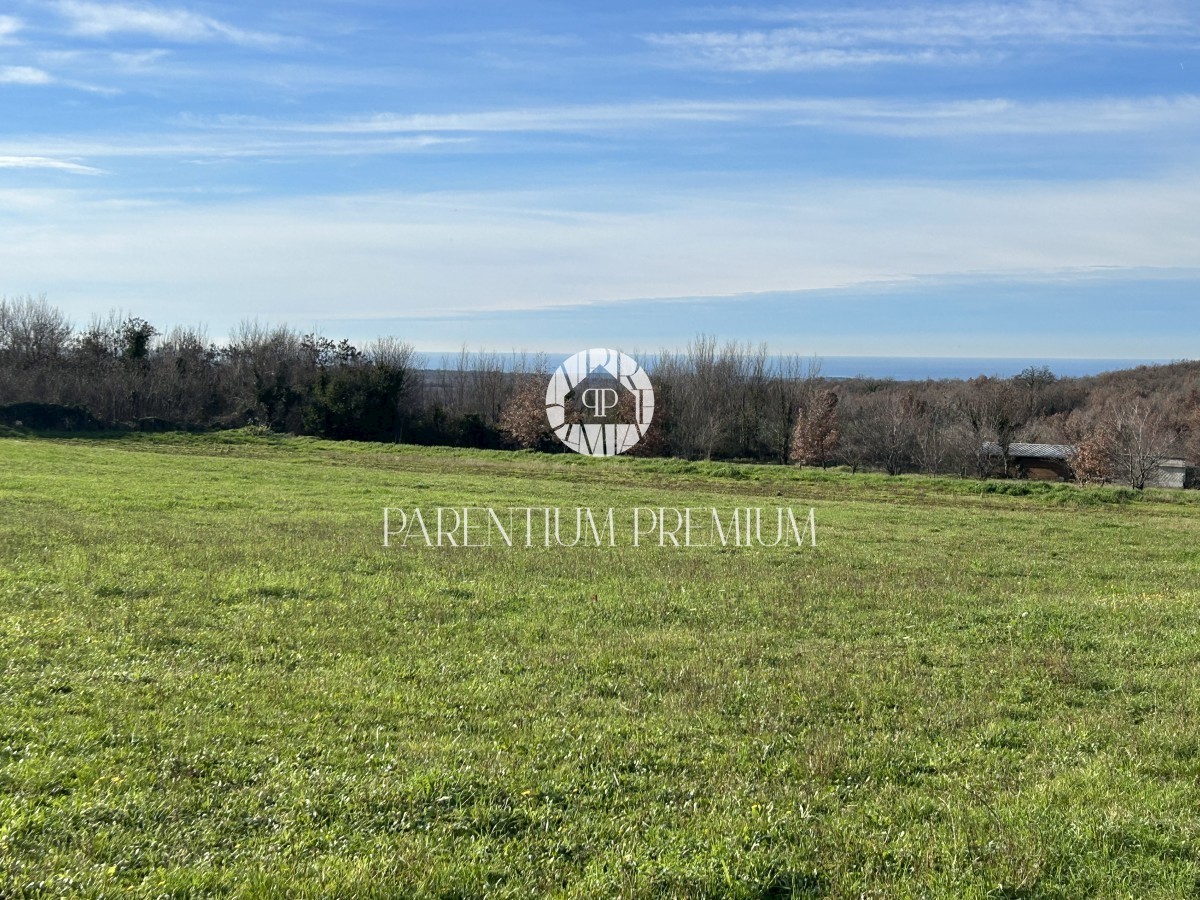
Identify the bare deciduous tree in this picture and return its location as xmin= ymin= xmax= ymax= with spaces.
xmin=960 ymin=376 xmax=1025 ymax=477
xmin=0 ymin=294 xmax=72 ymax=365
xmin=1104 ymin=395 xmax=1180 ymax=490
xmin=837 ymin=389 xmax=921 ymax=475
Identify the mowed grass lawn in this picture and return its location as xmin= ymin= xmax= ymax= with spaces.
xmin=2 ymin=432 xmax=1200 ymax=898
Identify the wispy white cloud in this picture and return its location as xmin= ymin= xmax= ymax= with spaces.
xmin=713 ymin=0 xmax=1194 ymax=41
xmin=0 ymin=133 xmax=468 ymax=165
xmin=110 ymin=48 xmax=170 ymax=70
xmin=39 ymin=47 xmax=168 ymax=68
xmin=54 ymin=1 xmax=293 ymax=49
xmin=782 ymin=95 xmax=1200 ymax=137
xmin=0 ymin=14 xmax=23 ymax=42
xmin=0 ymin=62 xmax=119 ymax=94
xmin=644 ymin=34 xmax=989 ymax=71
xmin=0 ymin=66 xmax=54 ymax=85
xmin=237 ymin=95 xmax=1200 ymax=139
xmin=1 ymin=94 xmax=1193 ymax=178
xmin=651 ymin=0 xmax=1196 ymax=70
xmin=0 ymin=156 xmax=103 ymax=174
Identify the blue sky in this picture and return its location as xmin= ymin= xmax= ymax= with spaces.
xmin=1 ymin=0 xmax=1198 ymax=356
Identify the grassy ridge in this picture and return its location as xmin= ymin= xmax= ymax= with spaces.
xmin=2 ymin=433 xmax=1200 ymax=897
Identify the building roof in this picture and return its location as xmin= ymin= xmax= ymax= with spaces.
xmin=983 ymin=443 xmax=1191 ymax=468
xmin=982 ymin=441 xmax=1074 ymax=460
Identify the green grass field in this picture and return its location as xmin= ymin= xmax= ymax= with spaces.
xmin=2 ymin=431 xmax=1200 ymax=898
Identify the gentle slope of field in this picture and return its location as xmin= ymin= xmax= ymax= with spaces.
xmin=2 ymin=432 xmax=1200 ymax=898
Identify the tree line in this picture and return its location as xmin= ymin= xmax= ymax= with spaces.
xmin=1 ymin=295 xmax=1196 ymax=487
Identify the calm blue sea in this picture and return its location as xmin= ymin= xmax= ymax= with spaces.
xmin=416 ymin=353 xmax=1179 ymax=381
xmin=813 ymin=357 xmax=1176 ymax=380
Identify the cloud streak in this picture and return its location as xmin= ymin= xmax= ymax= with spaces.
xmin=0 ymin=133 xmax=468 ymax=164
xmin=0 ymin=156 xmax=102 ymax=174
xmin=4 ymin=94 xmax=1195 ymax=175
xmin=643 ymin=35 xmax=990 ymax=71
xmin=54 ymin=1 xmax=293 ymax=49
xmin=241 ymin=95 xmax=1200 ymax=139
xmin=714 ymin=0 xmax=1194 ymax=41
xmin=0 ymin=14 xmax=22 ymax=42
xmin=650 ymin=0 xmax=1197 ymax=70
xmin=0 ymin=63 xmax=118 ymax=95
xmin=0 ymin=66 xmax=54 ymax=85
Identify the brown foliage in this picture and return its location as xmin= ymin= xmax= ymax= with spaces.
xmin=1069 ymin=432 xmax=1114 ymax=485
xmin=790 ymin=390 xmax=840 ymax=467
xmin=498 ymin=374 xmax=551 ymax=449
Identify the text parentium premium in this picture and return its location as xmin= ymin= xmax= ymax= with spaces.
xmin=383 ymin=507 xmax=817 ymax=548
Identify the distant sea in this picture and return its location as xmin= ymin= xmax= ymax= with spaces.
xmin=416 ymin=353 xmax=1179 ymax=381
xmin=813 ymin=357 xmax=1177 ymax=380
